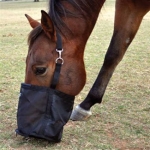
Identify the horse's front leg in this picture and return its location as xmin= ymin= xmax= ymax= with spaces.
xmin=70 ymin=0 xmax=150 ymax=121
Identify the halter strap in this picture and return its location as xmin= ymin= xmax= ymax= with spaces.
xmin=56 ymin=32 xmax=62 ymax=50
xmin=50 ymin=33 xmax=63 ymax=89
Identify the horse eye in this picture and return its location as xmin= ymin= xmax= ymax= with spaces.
xmin=35 ymin=67 xmax=47 ymax=75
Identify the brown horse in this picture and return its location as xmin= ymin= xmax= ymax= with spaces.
xmin=24 ymin=0 xmax=150 ymax=121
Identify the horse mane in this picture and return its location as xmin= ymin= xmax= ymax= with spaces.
xmin=28 ymin=0 xmax=98 ymax=45
xmin=28 ymin=25 xmax=43 ymax=47
xmin=48 ymin=0 xmax=95 ymax=36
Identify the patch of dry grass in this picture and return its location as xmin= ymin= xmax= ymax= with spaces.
xmin=0 ymin=1 xmax=150 ymax=149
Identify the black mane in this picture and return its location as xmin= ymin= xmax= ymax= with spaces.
xmin=48 ymin=0 xmax=97 ymax=35
xmin=28 ymin=0 xmax=100 ymax=45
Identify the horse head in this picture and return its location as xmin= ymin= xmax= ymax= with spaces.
xmin=25 ymin=11 xmax=86 ymax=96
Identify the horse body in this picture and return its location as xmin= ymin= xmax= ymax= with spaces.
xmin=24 ymin=0 xmax=150 ymax=120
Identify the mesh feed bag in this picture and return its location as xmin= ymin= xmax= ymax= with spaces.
xmin=16 ymin=83 xmax=74 ymax=142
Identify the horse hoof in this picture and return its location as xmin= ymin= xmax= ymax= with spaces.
xmin=70 ymin=105 xmax=92 ymax=121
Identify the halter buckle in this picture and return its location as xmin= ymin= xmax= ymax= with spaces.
xmin=55 ymin=49 xmax=64 ymax=64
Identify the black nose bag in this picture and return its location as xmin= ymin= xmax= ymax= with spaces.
xmin=15 ymin=34 xmax=75 ymax=142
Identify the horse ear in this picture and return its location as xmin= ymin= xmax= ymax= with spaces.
xmin=25 ymin=14 xmax=40 ymax=28
xmin=41 ymin=10 xmax=55 ymax=40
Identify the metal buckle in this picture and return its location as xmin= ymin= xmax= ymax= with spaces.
xmin=55 ymin=49 xmax=64 ymax=64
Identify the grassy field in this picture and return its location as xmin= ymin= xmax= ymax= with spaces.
xmin=0 ymin=1 xmax=150 ymax=149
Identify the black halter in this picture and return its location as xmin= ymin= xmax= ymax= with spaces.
xmin=56 ymin=32 xmax=63 ymax=50
xmin=50 ymin=32 xmax=63 ymax=89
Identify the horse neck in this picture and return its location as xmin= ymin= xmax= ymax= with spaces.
xmin=66 ymin=0 xmax=105 ymax=41
xmin=50 ymin=0 xmax=105 ymax=46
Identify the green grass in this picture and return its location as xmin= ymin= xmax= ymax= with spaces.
xmin=0 ymin=0 xmax=150 ymax=149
